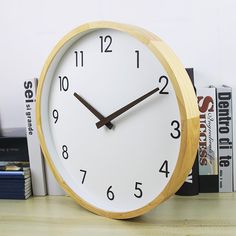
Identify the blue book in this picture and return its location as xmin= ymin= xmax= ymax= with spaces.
xmin=0 ymin=179 xmax=31 ymax=190
xmin=0 ymin=191 xmax=31 ymax=199
xmin=0 ymin=168 xmax=30 ymax=179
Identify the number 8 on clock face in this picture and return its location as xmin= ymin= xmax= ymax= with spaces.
xmin=36 ymin=21 xmax=199 ymax=219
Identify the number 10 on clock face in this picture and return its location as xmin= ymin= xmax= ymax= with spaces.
xmin=39 ymin=27 xmax=183 ymax=215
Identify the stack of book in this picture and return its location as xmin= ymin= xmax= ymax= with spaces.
xmin=177 ymin=69 xmax=236 ymax=195
xmin=0 ymin=128 xmax=32 ymax=199
xmin=0 ymin=164 xmax=31 ymax=199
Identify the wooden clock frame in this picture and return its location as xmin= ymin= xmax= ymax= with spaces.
xmin=36 ymin=21 xmax=199 ymax=219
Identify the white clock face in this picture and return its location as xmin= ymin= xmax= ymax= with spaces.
xmin=40 ymin=28 xmax=181 ymax=213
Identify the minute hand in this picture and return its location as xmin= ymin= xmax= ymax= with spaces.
xmin=96 ymin=87 xmax=159 ymax=129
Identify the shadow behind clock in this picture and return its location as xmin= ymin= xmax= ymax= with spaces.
xmin=175 ymin=68 xmax=199 ymax=196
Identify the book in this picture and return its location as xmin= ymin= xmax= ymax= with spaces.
xmin=0 ymin=185 xmax=31 ymax=193
xmin=24 ymin=78 xmax=47 ymax=196
xmin=0 ymin=179 xmax=31 ymax=192
xmin=0 ymin=191 xmax=31 ymax=199
xmin=0 ymin=164 xmax=32 ymax=199
xmin=0 ymin=167 xmax=30 ymax=179
xmin=24 ymin=78 xmax=64 ymax=196
xmin=197 ymin=86 xmax=219 ymax=192
xmin=176 ymin=68 xmax=199 ymax=196
xmin=217 ymin=85 xmax=233 ymax=192
xmin=0 ymin=128 xmax=29 ymax=162
xmin=233 ymin=87 xmax=236 ymax=191
xmin=0 ymin=177 xmax=31 ymax=185
xmin=0 ymin=161 xmax=29 ymax=169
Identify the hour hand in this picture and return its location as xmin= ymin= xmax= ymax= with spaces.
xmin=73 ymin=92 xmax=113 ymax=129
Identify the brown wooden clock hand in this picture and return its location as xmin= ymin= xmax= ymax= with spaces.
xmin=96 ymin=87 xmax=159 ymax=129
xmin=73 ymin=92 xmax=113 ymax=129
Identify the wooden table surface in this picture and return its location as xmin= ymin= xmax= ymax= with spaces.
xmin=0 ymin=193 xmax=236 ymax=236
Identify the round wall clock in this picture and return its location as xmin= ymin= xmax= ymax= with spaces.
xmin=36 ymin=21 xmax=199 ymax=219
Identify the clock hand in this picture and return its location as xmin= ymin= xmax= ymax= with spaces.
xmin=96 ymin=87 xmax=159 ymax=129
xmin=73 ymin=92 xmax=113 ymax=129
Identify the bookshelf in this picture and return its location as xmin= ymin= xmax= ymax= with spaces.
xmin=1 ymin=193 xmax=236 ymax=235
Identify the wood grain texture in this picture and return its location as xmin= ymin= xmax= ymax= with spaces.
xmin=1 ymin=194 xmax=236 ymax=236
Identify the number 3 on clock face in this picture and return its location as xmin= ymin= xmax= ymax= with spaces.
xmin=36 ymin=22 xmax=199 ymax=219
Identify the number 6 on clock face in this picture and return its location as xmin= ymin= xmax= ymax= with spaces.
xmin=36 ymin=21 xmax=199 ymax=219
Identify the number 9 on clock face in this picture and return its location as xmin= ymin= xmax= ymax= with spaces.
xmin=36 ymin=22 xmax=199 ymax=219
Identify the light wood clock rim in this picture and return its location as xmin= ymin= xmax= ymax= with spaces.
xmin=36 ymin=21 xmax=199 ymax=219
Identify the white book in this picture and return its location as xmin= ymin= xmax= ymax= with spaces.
xmin=232 ymin=87 xmax=236 ymax=191
xmin=217 ymin=85 xmax=233 ymax=192
xmin=24 ymin=78 xmax=65 ymax=196
xmin=24 ymin=78 xmax=47 ymax=195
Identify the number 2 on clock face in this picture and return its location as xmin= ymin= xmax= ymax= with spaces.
xmin=47 ymin=28 xmax=181 ymax=213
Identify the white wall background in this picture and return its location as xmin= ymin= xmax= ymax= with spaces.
xmin=0 ymin=0 xmax=235 ymax=128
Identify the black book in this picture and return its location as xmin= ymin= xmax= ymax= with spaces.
xmin=0 ymin=128 xmax=29 ymax=162
xmin=175 ymin=68 xmax=199 ymax=196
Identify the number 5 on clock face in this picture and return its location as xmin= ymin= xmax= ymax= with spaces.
xmin=37 ymin=22 xmax=199 ymax=219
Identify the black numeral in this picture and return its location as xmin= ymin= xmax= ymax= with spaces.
xmin=59 ymin=76 xmax=69 ymax=91
xmin=170 ymin=120 xmax=181 ymax=139
xmin=99 ymin=35 xmax=112 ymax=53
xmin=52 ymin=109 xmax=59 ymax=124
xmin=74 ymin=50 xmax=84 ymax=67
xmin=134 ymin=182 xmax=143 ymax=198
xmin=135 ymin=50 xmax=139 ymax=68
xmin=159 ymin=75 xmax=169 ymax=94
xmin=159 ymin=160 xmax=170 ymax=178
xmin=62 ymin=145 xmax=69 ymax=159
xmin=80 ymin=169 xmax=87 ymax=184
xmin=106 ymin=186 xmax=115 ymax=200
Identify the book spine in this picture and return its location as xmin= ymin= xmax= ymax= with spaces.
xmin=176 ymin=68 xmax=199 ymax=196
xmin=233 ymin=88 xmax=236 ymax=191
xmin=0 ymin=192 xmax=31 ymax=199
xmin=217 ymin=86 xmax=233 ymax=192
xmin=197 ymin=87 xmax=219 ymax=192
xmin=0 ymin=171 xmax=24 ymax=175
xmin=24 ymin=78 xmax=65 ymax=196
xmin=24 ymin=78 xmax=47 ymax=196
xmin=0 ymin=178 xmax=31 ymax=183
xmin=0 ymin=185 xmax=31 ymax=193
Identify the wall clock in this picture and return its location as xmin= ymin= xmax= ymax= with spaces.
xmin=36 ymin=21 xmax=199 ymax=219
